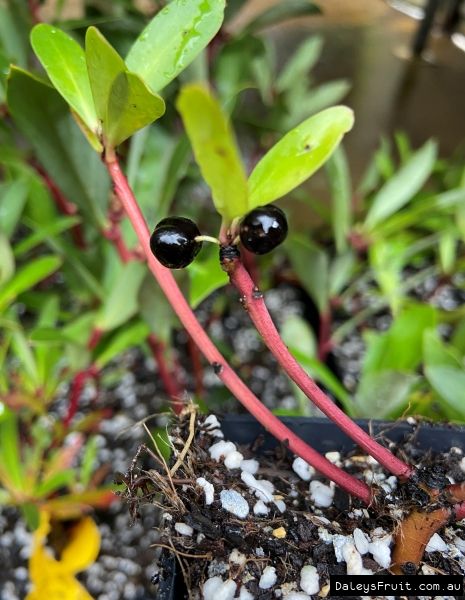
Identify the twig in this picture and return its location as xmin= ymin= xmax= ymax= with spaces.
xmin=150 ymin=543 xmax=213 ymax=560
xmin=170 ymin=405 xmax=196 ymax=477
xmin=223 ymin=250 xmax=414 ymax=482
xmin=105 ymin=156 xmax=372 ymax=503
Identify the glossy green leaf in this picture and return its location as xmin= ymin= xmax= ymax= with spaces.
xmin=85 ymin=26 xmax=126 ymax=127
xmin=7 ymin=67 xmax=110 ymax=228
xmin=325 ymin=145 xmax=351 ymax=254
xmin=96 ymin=261 xmax=146 ymax=331
xmin=0 ymin=256 xmax=62 ymax=313
xmin=177 ymin=84 xmax=248 ymax=222
xmin=0 ymin=232 xmax=15 ymax=286
xmin=95 ymin=320 xmax=150 ymax=369
xmin=187 ymin=244 xmax=228 ymax=309
xmin=243 ymin=0 xmax=320 ymax=33
xmin=286 ymin=235 xmax=329 ymax=313
xmin=0 ymin=179 xmax=29 ymax=237
xmin=248 ymin=106 xmax=354 ymax=209
xmin=106 ymin=71 xmax=165 ymax=150
xmin=355 ymin=371 xmax=418 ymax=419
xmin=126 ymin=0 xmax=225 ymax=93
xmin=276 ymin=35 xmax=323 ymax=93
xmin=364 ymin=138 xmax=437 ymax=229
xmin=30 ymin=24 xmax=98 ymax=132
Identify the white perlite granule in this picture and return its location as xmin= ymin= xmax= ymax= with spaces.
xmin=238 ymin=586 xmax=254 ymax=600
xmin=353 ymin=528 xmax=370 ymax=555
xmin=219 ymin=489 xmax=249 ymax=518
xmin=202 ymin=577 xmax=236 ymax=600
xmin=425 ymin=532 xmax=448 ymax=553
xmin=292 ymin=457 xmax=315 ymax=481
xmin=174 ymin=522 xmax=193 ymax=536
xmin=224 ymin=450 xmax=244 ymax=469
xmin=342 ymin=542 xmax=373 ymax=575
xmin=299 ymin=565 xmax=319 ymax=595
xmin=204 ymin=415 xmax=221 ymax=430
xmin=259 ymin=566 xmax=277 ymax=590
xmin=241 ymin=459 xmax=259 ymax=474
xmin=309 ymin=480 xmax=334 ymax=507
xmin=209 ymin=441 xmax=236 ymax=461
xmin=253 ymin=499 xmax=270 ymax=515
xmin=241 ymin=471 xmax=274 ymax=503
xmin=280 ymin=593 xmax=311 ymax=600
xmin=229 ymin=549 xmax=246 ymax=566
xmin=196 ymin=477 xmax=215 ymax=505
xmin=368 ymin=528 xmax=392 ymax=569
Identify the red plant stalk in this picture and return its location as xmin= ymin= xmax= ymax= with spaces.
xmin=317 ymin=309 xmax=333 ymax=362
xmin=63 ymin=364 xmax=98 ymax=429
xmin=147 ymin=334 xmax=183 ymax=414
xmin=106 ymin=156 xmax=372 ymax=503
xmin=224 ymin=254 xmax=414 ymax=481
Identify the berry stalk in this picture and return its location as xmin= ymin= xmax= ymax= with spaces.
xmin=106 ymin=156 xmax=372 ymax=503
xmin=223 ymin=251 xmax=413 ymax=481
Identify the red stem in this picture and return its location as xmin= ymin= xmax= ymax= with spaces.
xmin=106 ymin=157 xmax=371 ymax=503
xmin=317 ymin=310 xmax=333 ymax=362
xmin=226 ymin=255 xmax=413 ymax=481
xmin=64 ymin=365 xmax=98 ymax=428
xmin=102 ymin=223 xmax=134 ymax=264
xmin=187 ymin=333 xmax=205 ymax=398
xmin=32 ymin=163 xmax=87 ymax=249
xmin=147 ymin=334 xmax=183 ymax=414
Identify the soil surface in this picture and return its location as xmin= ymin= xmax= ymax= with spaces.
xmin=119 ymin=406 xmax=465 ymax=600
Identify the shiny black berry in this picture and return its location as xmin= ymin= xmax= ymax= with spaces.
xmin=150 ymin=216 xmax=202 ymax=269
xmin=239 ymin=205 xmax=288 ymax=255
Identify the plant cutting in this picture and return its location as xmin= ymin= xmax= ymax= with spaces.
xmin=5 ymin=0 xmax=465 ymax=596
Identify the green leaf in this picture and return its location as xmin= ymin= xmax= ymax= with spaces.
xmin=126 ymin=0 xmax=225 ymax=93
xmin=85 ymin=26 xmax=126 ymax=127
xmin=13 ymin=216 xmax=81 ymax=257
xmin=80 ymin=436 xmax=99 ymax=488
xmin=30 ymin=327 xmax=76 ymax=345
xmin=22 ymin=503 xmax=40 ymax=531
xmin=364 ymin=138 xmax=437 ymax=229
xmin=425 ymin=366 xmax=465 ymax=417
xmin=243 ymin=0 xmax=320 ymax=33
xmin=362 ymin=304 xmax=437 ymax=374
xmin=328 ymin=251 xmax=355 ymax=298
xmin=0 ymin=255 xmax=62 ymax=313
xmin=0 ymin=179 xmax=29 ymax=237
xmin=34 ymin=470 xmax=75 ymax=498
xmin=106 ymin=71 xmax=165 ymax=150
xmin=280 ymin=315 xmax=317 ymax=359
xmin=95 ymin=320 xmax=150 ymax=369
xmin=423 ymin=329 xmax=462 ymax=369
xmin=438 ymin=229 xmax=457 ymax=274
xmin=0 ymin=414 xmax=24 ymax=492
xmin=177 ymin=83 xmax=248 ymax=222
xmin=187 ymin=244 xmax=228 ymax=309
xmin=248 ymin=106 xmax=354 ymax=209
xmin=7 ymin=67 xmax=110 ymax=228
xmin=276 ymin=35 xmax=323 ymax=93
xmin=30 ymin=24 xmax=98 ymax=132
xmin=96 ymin=261 xmax=147 ymax=331
xmin=0 ymin=231 xmax=15 ymax=286
xmin=286 ymin=235 xmax=329 ymax=313
xmin=138 ymin=273 xmax=178 ymax=344
xmin=325 ymin=145 xmax=351 ymax=254
xmin=355 ymin=370 xmax=417 ymax=419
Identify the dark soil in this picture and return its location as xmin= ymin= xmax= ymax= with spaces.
xmin=118 ymin=406 xmax=465 ymax=600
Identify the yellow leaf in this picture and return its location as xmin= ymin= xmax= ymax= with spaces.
xmin=26 ymin=510 xmax=99 ymax=600
xmin=61 ymin=515 xmax=101 ymax=574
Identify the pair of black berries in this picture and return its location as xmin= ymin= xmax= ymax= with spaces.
xmin=149 ymin=205 xmax=288 ymax=269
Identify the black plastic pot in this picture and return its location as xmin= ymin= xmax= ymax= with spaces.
xmin=155 ymin=416 xmax=465 ymax=599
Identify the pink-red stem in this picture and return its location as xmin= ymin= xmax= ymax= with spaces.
xmin=147 ymin=334 xmax=183 ymax=414
xmin=226 ymin=256 xmax=413 ymax=481
xmin=106 ymin=157 xmax=372 ymax=503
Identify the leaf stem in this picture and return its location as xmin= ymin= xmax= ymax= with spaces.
xmin=105 ymin=156 xmax=372 ymax=503
xmin=223 ymin=250 xmax=414 ymax=481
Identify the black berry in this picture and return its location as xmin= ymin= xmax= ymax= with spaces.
xmin=239 ymin=205 xmax=288 ymax=255
xmin=150 ymin=216 xmax=202 ymax=269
